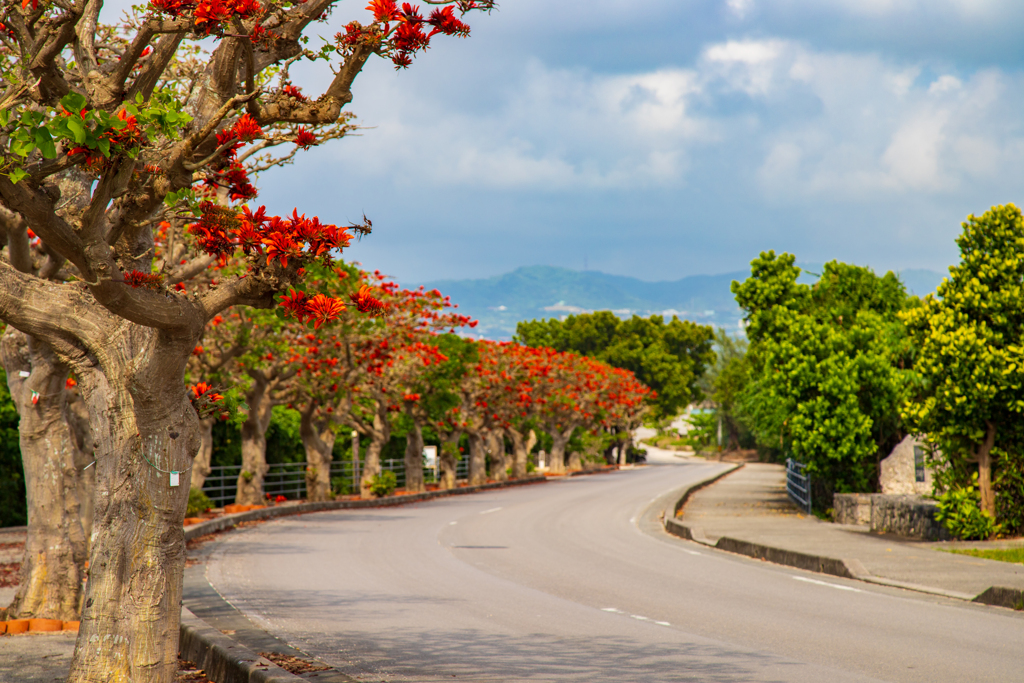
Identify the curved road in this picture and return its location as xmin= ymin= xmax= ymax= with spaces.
xmin=206 ymin=455 xmax=1024 ymax=682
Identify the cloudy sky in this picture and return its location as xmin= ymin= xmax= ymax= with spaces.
xmin=254 ymin=0 xmax=1024 ymax=283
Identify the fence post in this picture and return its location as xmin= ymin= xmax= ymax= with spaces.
xmin=785 ymin=458 xmax=812 ymax=514
xmin=352 ymin=430 xmax=360 ymax=492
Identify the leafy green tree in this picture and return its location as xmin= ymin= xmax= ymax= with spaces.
xmin=902 ymin=204 xmax=1024 ymax=521
xmin=515 ymin=310 xmax=713 ymax=418
xmin=698 ymin=329 xmax=753 ymax=450
xmin=734 ymin=253 xmax=912 ymax=500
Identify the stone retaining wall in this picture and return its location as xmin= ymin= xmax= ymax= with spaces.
xmin=833 ymin=493 xmax=951 ymax=541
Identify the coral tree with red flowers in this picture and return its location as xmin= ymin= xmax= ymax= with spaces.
xmin=0 ymin=0 xmax=492 ymax=680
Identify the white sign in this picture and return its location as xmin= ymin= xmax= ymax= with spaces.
xmin=423 ymin=446 xmax=438 ymax=470
xmin=169 ymin=471 xmax=180 ymax=487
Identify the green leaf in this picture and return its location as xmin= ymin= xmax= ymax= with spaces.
xmin=33 ymin=128 xmax=56 ymax=159
xmin=65 ymin=117 xmax=87 ymax=144
xmin=60 ymin=92 xmax=88 ymax=114
xmin=0 ymin=109 xmax=8 ymax=126
xmin=135 ymin=92 xmax=144 ymax=105
xmin=8 ymin=168 xmax=28 ymax=184
xmin=96 ymin=138 xmax=110 ymax=157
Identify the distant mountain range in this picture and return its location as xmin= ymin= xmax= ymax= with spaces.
xmin=417 ymin=265 xmax=946 ymax=341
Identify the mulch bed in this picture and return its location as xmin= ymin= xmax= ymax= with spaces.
xmin=259 ymin=651 xmax=330 ymax=674
xmin=0 ymin=562 xmax=20 ymax=588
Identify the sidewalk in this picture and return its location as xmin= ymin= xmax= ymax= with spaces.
xmin=669 ymin=463 xmax=1024 ymax=604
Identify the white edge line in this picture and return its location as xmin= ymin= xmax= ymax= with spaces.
xmin=480 ymin=507 xmax=502 ymax=515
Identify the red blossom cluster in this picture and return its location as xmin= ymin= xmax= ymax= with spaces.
xmin=339 ymin=0 xmax=474 ymax=69
xmin=123 ymin=270 xmax=164 ymax=289
xmin=150 ymin=0 xmax=261 ymax=32
xmin=349 ymin=285 xmax=390 ymax=316
xmin=278 ymin=290 xmax=349 ymax=328
xmin=186 ymin=204 xmax=353 ymax=274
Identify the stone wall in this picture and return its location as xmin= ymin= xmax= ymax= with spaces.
xmin=832 ymin=493 xmax=873 ymax=526
xmin=832 ymin=493 xmax=951 ymax=541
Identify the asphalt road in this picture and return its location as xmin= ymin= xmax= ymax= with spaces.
xmin=206 ymin=456 xmax=1024 ymax=682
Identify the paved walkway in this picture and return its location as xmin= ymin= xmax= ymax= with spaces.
xmin=679 ymin=463 xmax=1024 ymax=600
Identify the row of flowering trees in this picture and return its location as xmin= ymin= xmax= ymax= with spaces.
xmin=188 ymin=260 xmax=653 ymax=505
xmin=0 ymin=0 xmax=496 ymax=678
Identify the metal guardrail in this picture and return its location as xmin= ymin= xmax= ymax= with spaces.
xmin=201 ymin=456 xmax=471 ymax=507
xmin=785 ymin=458 xmax=812 ymax=513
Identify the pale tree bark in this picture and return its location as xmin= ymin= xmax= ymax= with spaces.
xmin=189 ymin=417 xmax=215 ymax=491
xmin=237 ymin=371 xmax=275 ymax=505
xmin=404 ymin=419 xmax=425 ymax=493
xmin=437 ymin=430 xmax=461 ymax=489
xmin=467 ymin=430 xmax=487 ymax=486
xmin=1 ymin=329 xmax=87 ymax=621
xmin=66 ymin=388 xmax=97 ymax=539
xmin=567 ymin=449 xmax=583 ymax=472
xmin=66 ymin=326 xmax=202 ymax=683
xmin=300 ymin=404 xmax=336 ymax=502
xmin=358 ymin=403 xmax=390 ymax=499
xmin=486 ymin=428 xmax=508 ymax=482
xmin=975 ymin=421 xmax=997 ymax=517
xmin=506 ymin=428 xmax=537 ymax=479
xmin=547 ymin=426 xmax=576 ymax=475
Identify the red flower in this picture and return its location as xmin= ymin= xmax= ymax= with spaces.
xmin=281 ymin=84 xmax=307 ymax=101
xmin=367 ymin=0 xmax=399 ymax=22
xmin=350 ymin=285 xmax=391 ymax=316
xmin=65 ymin=378 xmax=77 ymax=389
xmin=294 ymin=128 xmax=317 ymax=149
xmin=230 ymin=113 xmax=263 ymax=142
xmin=306 ymin=294 xmax=346 ymax=328
xmin=123 ymin=270 xmax=164 ymax=289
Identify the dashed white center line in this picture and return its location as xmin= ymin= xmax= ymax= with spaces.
xmin=449 ymin=521 xmax=457 ymax=525
xmin=601 ymin=608 xmax=669 ymax=626
xmin=480 ymin=507 xmax=502 ymax=515
xmin=793 ymin=576 xmax=862 ymax=592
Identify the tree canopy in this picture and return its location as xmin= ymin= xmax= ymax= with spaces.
xmin=515 ymin=310 xmax=713 ymax=419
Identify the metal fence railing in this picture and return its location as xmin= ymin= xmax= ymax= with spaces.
xmin=201 ymin=456 xmax=470 ymax=507
xmin=785 ymin=458 xmax=812 ymax=513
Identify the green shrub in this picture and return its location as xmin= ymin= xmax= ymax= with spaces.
xmin=331 ymin=476 xmax=353 ymax=497
xmin=935 ymin=479 xmax=1001 ymax=540
xmin=186 ymin=487 xmax=214 ymax=517
xmin=995 ymin=452 xmax=1024 ymax=536
xmin=369 ymin=471 xmax=397 ymax=497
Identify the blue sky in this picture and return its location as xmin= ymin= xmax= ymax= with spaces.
xmin=159 ymin=1 xmax=1024 ymax=282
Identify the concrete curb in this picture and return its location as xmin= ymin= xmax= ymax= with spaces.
xmin=179 ymin=607 xmax=302 ymax=683
xmin=185 ymin=475 xmax=548 ymax=542
xmin=662 ymin=467 xmax=1023 ymax=608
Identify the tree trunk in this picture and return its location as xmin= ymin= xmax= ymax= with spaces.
xmin=1 ymin=329 xmax=87 ymax=621
xmin=467 ymin=431 xmax=486 ymax=486
xmin=66 ymin=388 xmax=96 ymax=540
xmin=404 ymin=420 xmax=425 ymax=493
xmin=507 ymin=427 xmax=533 ymax=479
xmin=190 ymin=416 xmax=214 ymax=491
xmin=67 ymin=327 xmax=201 ymax=683
xmin=567 ymin=449 xmax=582 ymax=472
xmin=237 ymin=373 xmax=273 ymax=505
xmin=438 ymin=431 xmax=460 ymax=489
xmin=358 ymin=404 xmax=389 ymax=499
xmin=300 ymin=405 xmax=336 ymax=503
xmin=486 ymin=429 xmax=508 ymax=481
xmin=977 ymin=421 xmax=997 ymax=517
xmin=548 ymin=426 xmax=575 ymax=474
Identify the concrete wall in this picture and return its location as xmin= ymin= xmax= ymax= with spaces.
xmin=833 ymin=493 xmax=951 ymax=541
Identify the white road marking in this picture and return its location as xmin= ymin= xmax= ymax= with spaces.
xmin=630 ymin=516 xmax=638 ymax=524
xmin=480 ymin=507 xmax=502 ymax=515
xmin=793 ymin=576 xmax=862 ymax=592
xmin=449 ymin=521 xmax=457 ymax=525
xmin=679 ymin=548 xmax=702 ymax=556
xmin=631 ymin=614 xmax=650 ymax=621
xmin=654 ymin=621 xmax=671 ymax=626
xmin=601 ymin=607 xmax=622 ymax=613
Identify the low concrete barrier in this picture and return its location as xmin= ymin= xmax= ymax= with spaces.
xmin=832 ymin=493 xmax=951 ymax=541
